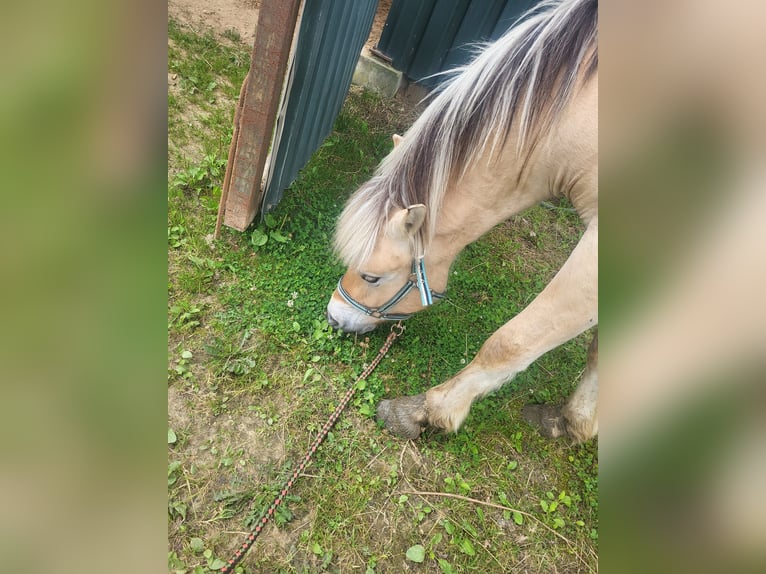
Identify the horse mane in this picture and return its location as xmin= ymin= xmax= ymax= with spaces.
xmin=335 ymin=0 xmax=598 ymax=269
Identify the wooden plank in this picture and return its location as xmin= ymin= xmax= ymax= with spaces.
xmin=221 ymin=0 xmax=302 ymax=231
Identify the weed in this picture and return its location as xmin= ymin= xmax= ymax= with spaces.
xmin=173 ymin=154 xmax=225 ymax=192
xmin=222 ymin=28 xmax=241 ymax=43
xmin=170 ymin=350 xmax=195 ymax=383
xmin=168 ymin=461 xmax=188 ymax=521
xmin=405 ymin=544 xmax=425 ymax=563
xmin=443 ymin=474 xmax=471 ymax=495
xmin=169 ymin=224 xmax=188 ymax=249
xmin=168 ymin=300 xmax=202 ymax=331
xmin=250 ymin=213 xmax=291 ymax=250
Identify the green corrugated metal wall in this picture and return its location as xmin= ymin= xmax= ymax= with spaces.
xmin=377 ymin=0 xmax=538 ymax=86
xmin=261 ymin=0 xmax=379 ymax=214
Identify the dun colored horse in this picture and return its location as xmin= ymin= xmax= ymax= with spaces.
xmin=327 ymin=0 xmax=598 ymax=442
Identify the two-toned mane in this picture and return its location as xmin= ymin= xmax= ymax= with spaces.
xmin=328 ymin=0 xmax=599 ymax=443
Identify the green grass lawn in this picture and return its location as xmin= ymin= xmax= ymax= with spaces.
xmin=168 ymin=19 xmax=597 ymax=574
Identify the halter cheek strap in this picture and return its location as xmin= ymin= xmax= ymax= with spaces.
xmin=336 ymin=258 xmax=445 ymax=321
xmin=413 ymin=257 xmax=433 ymax=306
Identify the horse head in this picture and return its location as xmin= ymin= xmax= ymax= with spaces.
xmin=327 ymin=202 xmax=446 ymax=333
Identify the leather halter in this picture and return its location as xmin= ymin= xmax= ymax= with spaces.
xmin=336 ymin=258 xmax=445 ymax=321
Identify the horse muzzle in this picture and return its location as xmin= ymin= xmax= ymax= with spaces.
xmin=326 ymin=297 xmax=381 ymax=334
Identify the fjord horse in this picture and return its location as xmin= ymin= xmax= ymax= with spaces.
xmin=327 ymin=0 xmax=598 ymax=442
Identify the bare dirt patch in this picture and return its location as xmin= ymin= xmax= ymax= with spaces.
xmin=366 ymin=0 xmax=392 ymax=52
xmin=169 ymin=0 xmax=391 ymax=50
xmin=168 ymin=0 xmax=261 ymax=46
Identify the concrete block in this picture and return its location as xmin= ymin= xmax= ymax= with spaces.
xmin=352 ymin=48 xmax=403 ymax=98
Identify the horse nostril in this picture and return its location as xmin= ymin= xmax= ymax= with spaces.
xmin=326 ymin=311 xmax=339 ymax=328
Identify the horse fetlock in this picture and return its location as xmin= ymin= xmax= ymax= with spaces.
xmin=423 ymin=384 xmax=477 ymax=434
xmin=377 ymin=394 xmax=428 ymax=439
xmin=522 ymin=403 xmax=597 ymax=443
xmin=562 ymin=403 xmax=597 ymax=443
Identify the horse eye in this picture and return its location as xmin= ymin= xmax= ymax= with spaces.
xmin=360 ymin=273 xmax=380 ymax=285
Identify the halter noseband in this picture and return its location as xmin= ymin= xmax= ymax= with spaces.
xmin=336 ymin=258 xmax=445 ymax=321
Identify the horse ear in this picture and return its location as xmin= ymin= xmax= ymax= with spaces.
xmin=392 ymin=134 xmax=403 ymax=147
xmin=389 ymin=204 xmax=426 ymax=239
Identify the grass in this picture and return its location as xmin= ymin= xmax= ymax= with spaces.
xmin=168 ymin=18 xmax=597 ymax=574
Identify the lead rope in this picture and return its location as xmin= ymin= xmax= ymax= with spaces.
xmin=220 ymin=321 xmax=405 ymax=573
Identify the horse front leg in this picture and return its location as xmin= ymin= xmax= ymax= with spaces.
xmin=378 ymin=221 xmax=598 ymax=439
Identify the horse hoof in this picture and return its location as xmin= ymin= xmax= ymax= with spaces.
xmin=377 ymin=394 xmax=427 ymax=440
xmin=521 ymin=404 xmax=568 ymax=439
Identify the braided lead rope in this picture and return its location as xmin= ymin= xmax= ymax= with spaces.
xmin=220 ymin=321 xmax=404 ymax=573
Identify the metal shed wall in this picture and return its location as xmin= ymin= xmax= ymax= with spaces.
xmin=377 ymin=0 xmax=538 ymax=87
xmin=261 ymin=0 xmax=379 ymax=214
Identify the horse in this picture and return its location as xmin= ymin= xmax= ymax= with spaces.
xmin=326 ymin=0 xmax=598 ymax=443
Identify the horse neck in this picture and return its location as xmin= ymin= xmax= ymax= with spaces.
xmin=425 ymin=179 xmax=508 ymax=290
xmin=425 ymin=154 xmax=553 ymax=290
